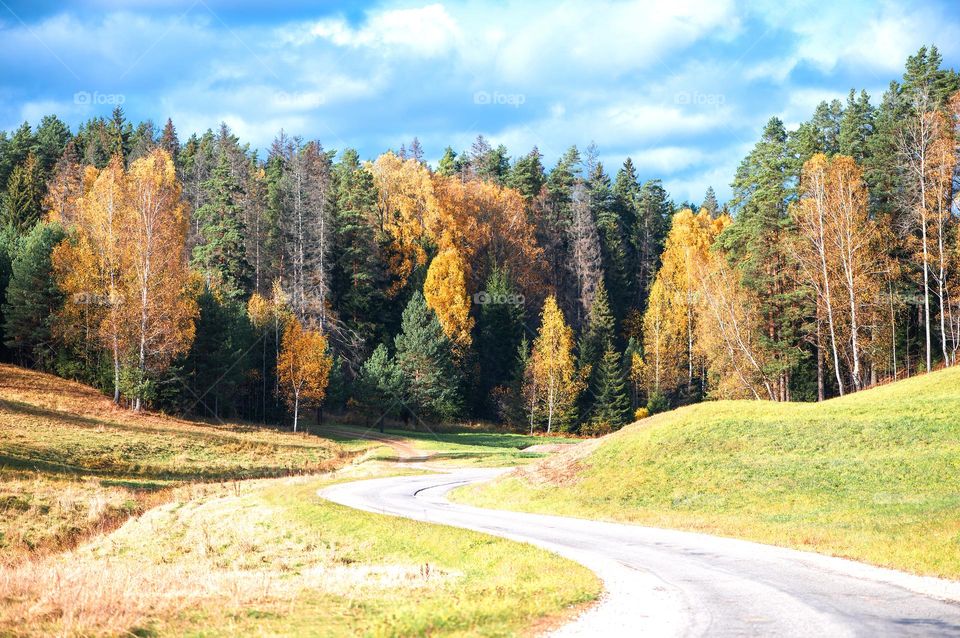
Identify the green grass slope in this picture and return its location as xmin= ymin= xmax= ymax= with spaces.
xmin=455 ymin=368 xmax=960 ymax=578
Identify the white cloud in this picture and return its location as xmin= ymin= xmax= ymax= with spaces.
xmin=625 ymin=146 xmax=706 ymax=173
xmin=750 ymin=0 xmax=960 ymax=79
xmin=462 ymin=0 xmax=737 ymax=84
xmin=302 ymin=4 xmax=462 ymax=57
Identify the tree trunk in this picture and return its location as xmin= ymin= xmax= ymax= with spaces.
xmin=816 ymin=320 xmax=825 ymax=402
xmin=293 ymin=394 xmax=299 ymax=432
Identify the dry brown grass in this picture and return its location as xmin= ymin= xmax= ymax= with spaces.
xmin=0 ymin=364 xmax=356 ymax=564
xmin=0 ymin=477 xmax=460 ymax=637
xmin=512 ymin=438 xmax=601 ymax=486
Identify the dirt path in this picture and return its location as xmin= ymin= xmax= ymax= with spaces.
xmin=319 ymin=426 xmax=424 ymax=460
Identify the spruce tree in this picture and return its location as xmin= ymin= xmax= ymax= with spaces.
xmin=331 ymin=149 xmax=386 ymax=353
xmin=632 ymin=179 xmax=671 ymax=308
xmin=3 ymin=221 xmax=66 ymax=369
xmin=0 ymin=227 xmax=15 ymax=361
xmin=590 ymin=160 xmax=630 ymax=322
xmin=178 ymin=287 xmax=254 ymax=418
xmin=579 ymin=280 xmax=616 ymax=374
xmin=357 ymin=343 xmax=404 ymax=429
xmin=191 ymin=152 xmax=252 ymax=298
xmin=4 ymin=153 xmax=44 ymax=233
xmin=590 ymin=345 xmax=631 ymax=430
xmin=475 ymin=267 xmax=525 ymax=416
xmin=701 ymin=186 xmax=719 ymax=217
xmin=0 ymin=122 xmax=36 ymax=190
xmin=160 ymin=118 xmax=180 ymax=163
xmin=106 ymin=106 xmax=131 ymax=160
xmin=34 ymin=115 xmax=72 ymax=176
xmin=394 ymin=291 xmax=463 ymax=422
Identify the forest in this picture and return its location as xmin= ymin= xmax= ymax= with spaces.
xmin=0 ymin=45 xmax=957 ymax=434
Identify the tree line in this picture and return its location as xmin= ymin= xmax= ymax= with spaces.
xmin=0 ymin=45 xmax=956 ymax=433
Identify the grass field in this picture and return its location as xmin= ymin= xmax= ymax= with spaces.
xmin=454 ymin=367 xmax=960 ymax=579
xmin=0 ymin=365 xmax=601 ymax=636
xmin=0 ymin=461 xmax=600 ymax=637
xmin=322 ymin=425 xmax=581 ymax=467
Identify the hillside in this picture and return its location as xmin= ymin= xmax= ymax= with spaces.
xmin=0 ymin=364 xmax=352 ymax=562
xmin=455 ymin=367 xmax=960 ymax=578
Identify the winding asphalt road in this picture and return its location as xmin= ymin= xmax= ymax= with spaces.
xmin=321 ymin=468 xmax=960 ymax=637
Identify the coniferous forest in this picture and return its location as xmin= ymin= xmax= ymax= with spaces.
xmin=0 ymin=46 xmax=958 ymax=434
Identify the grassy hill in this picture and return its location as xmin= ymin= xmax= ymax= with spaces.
xmin=455 ymin=367 xmax=960 ymax=578
xmin=0 ymin=364 xmax=354 ymax=562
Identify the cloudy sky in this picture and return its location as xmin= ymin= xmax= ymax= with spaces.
xmin=1 ymin=0 xmax=958 ymax=202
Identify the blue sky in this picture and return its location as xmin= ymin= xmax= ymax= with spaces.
xmin=1 ymin=0 xmax=958 ymax=202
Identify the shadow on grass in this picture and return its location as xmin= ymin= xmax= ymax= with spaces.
xmin=0 ymin=399 xmax=330 ymax=453
xmin=0 ymin=449 xmax=346 ymax=483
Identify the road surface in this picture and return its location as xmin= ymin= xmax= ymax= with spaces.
xmin=321 ymin=468 xmax=960 ymax=637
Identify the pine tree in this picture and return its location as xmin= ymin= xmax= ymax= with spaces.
xmin=394 ymin=291 xmax=463 ymax=421
xmin=436 ymin=147 xmax=458 ymax=177
xmin=506 ymin=147 xmax=545 ymax=199
xmin=864 ymin=83 xmax=906 ymax=217
xmin=901 ymin=45 xmax=960 ymax=108
xmin=717 ymin=117 xmax=801 ymax=400
xmin=838 ymin=89 xmax=874 ymax=163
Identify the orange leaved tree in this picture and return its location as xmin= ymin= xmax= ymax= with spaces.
xmin=277 ymin=316 xmax=332 ymax=431
xmin=423 ymin=244 xmax=474 ymax=355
